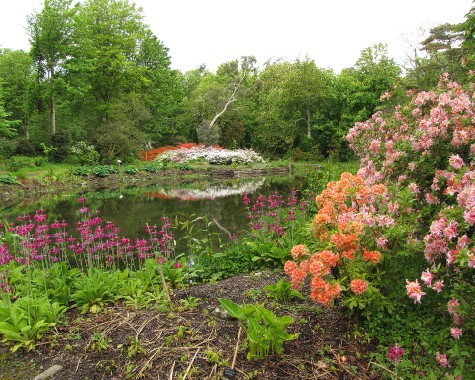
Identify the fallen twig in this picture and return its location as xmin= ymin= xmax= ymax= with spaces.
xmin=169 ymin=361 xmax=175 ymax=380
xmin=182 ymin=348 xmax=200 ymax=380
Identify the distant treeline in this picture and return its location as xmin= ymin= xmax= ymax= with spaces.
xmin=0 ymin=0 xmax=474 ymax=163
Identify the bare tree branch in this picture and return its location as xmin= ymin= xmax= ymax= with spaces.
xmin=208 ymin=74 xmax=246 ymax=130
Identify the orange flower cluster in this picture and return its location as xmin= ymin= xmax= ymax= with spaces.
xmin=350 ymin=279 xmax=369 ymax=295
xmin=291 ymin=244 xmax=308 ymax=259
xmin=363 ymin=248 xmax=382 ymax=264
xmin=284 ymin=173 xmax=385 ymax=306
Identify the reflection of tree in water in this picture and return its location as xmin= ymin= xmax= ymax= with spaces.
xmin=1 ymin=176 xmax=308 ymax=254
xmin=144 ymin=178 xmax=266 ymax=201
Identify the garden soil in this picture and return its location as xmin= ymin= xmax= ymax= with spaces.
xmin=0 ymin=270 xmax=383 ymax=380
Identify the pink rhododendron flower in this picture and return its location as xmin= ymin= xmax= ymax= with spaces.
xmin=436 ymin=352 xmax=450 ymax=368
xmin=421 ymin=269 xmax=434 ymax=286
xmin=450 ymin=327 xmax=462 ymax=339
xmin=432 ymin=280 xmax=444 ymax=293
xmin=408 ymin=182 xmax=419 ymax=194
xmin=406 ymin=279 xmax=426 ymax=303
xmin=449 ymin=154 xmax=464 ymax=169
xmin=448 ymin=298 xmax=460 ymax=315
xmin=376 ymin=235 xmax=388 ymax=249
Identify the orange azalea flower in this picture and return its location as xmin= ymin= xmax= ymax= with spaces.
xmin=342 ymin=249 xmax=356 ymax=260
xmin=372 ymin=184 xmax=387 ymax=196
xmin=309 ymin=259 xmax=325 ymax=277
xmin=330 ymin=233 xmax=359 ymax=251
xmin=314 ymin=213 xmax=332 ymax=225
xmin=363 ymin=248 xmax=382 ymax=264
xmin=320 ymin=250 xmax=340 ymax=267
xmin=311 ymin=276 xmax=326 ymax=292
xmin=284 ymin=260 xmax=298 ymax=276
xmin=290 ymin=268 xmax=307 ymax=289
xmin=340 ymin=172 xmax=353 ymax=181
xmin=350 ymin=279 xmax=369 ymax=295
xmin=299 ymin=260 xmax=310 ymax=273
xmin=291 ymin=244 xmax=308 ymax=259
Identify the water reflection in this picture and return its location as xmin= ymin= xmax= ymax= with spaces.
xmin=143 ymin=178 xmax=266 ymax=201
xmin=0 ymin=176 xmax=307 ymax=244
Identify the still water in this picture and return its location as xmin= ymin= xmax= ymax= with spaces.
xmin=0 ymin=176 xmax=309 ymax=244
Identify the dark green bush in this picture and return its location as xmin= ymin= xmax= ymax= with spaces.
xmin=0 ymin=138 xmax=17 ymax=158
xmin=51 ymin=131 xmax=71 ymax=163
xmin=92 ymin=165 xmax=119 ymax=177
xmin=73 ymin=166 xmax=92 ymax=176
xmin=15 ymin=138 xmax=36 ymax=157
xmin=124 ymin=165 xmax=139 ymax=174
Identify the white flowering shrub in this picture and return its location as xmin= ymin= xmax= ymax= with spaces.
xmin=154 ymin=146 xmax=265 ymax=165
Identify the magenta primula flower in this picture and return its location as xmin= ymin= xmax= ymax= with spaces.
xmin=388 ymin=344 xmax=404 ymax=363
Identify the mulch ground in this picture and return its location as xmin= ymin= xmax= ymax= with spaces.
xmin=0 ymin=270 xmax=384 ymax=380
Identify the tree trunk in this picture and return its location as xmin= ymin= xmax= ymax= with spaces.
xmin=50 ymin=65 xmax=56 ymax=135
xmin=306 ymin=106 xmax=312 ymax=138
xmin=25 ymin=118 xmax=30 ymax=140
xmin=51 ymin=94 xmax=56 ymax=136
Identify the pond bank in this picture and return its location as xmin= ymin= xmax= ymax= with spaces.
xmin=0 ymin=165 xmax=293 ymax=208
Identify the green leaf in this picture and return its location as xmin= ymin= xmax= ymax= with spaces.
xmin=218 ymin=298 xmax=244 ymax=320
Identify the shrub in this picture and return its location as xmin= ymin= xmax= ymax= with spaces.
xmin=124 ymin=165 xmax=139 ymax=174
xmin=73 ymin=166 xmax=91 ymax=176
xmin=15 ymin=138 xmax=36 ymax=157
xmin=0 ymin=137 xmax=17 ymax=158
xmin=0 ymin=175 xmax=21 ymax=185
xmin=51 ymin=130 xmax=71 ymax=163
xmin=155 ymin=146 xmax=265 ymax=165
xmin=70 ymin=141 xmax=100 ymax=166
xmin=92 ymin=165 xmax=119 ymax=177
xmin=5 ymin=156 xmax=36 ymax=172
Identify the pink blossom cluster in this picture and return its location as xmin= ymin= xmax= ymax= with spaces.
xmin=346 ymin=74 xmax=475 ymax=373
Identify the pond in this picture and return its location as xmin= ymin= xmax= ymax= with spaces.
xmin=0 ymin=175 xmax=309 ymax=253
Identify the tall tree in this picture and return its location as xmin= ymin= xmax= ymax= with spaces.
xmin=281 ymin=58 xmax=329 ymax=138
xmin=69 ymin=0 xmax=151 ymax=159
xmin=28 ymin=0 xmax=76 ymax=136
xmin=182 ymin=57 xmax=257 ymax=146
xmin=0 ymin=49 xmax=34 ymax=139
xmin=0 ymin=86 xmax=19 ymax=138
xmin=136 ymin=31 xmax=184 ymax=146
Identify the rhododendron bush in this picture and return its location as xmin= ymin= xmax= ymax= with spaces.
xmin=287 ymin=74 xmax=475 ymax=377
xmin=154 ymin=146 xmax=265 ymax=165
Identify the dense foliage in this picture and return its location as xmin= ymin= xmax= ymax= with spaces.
xmin=286 ymin=74 xmax=475 ymax=379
